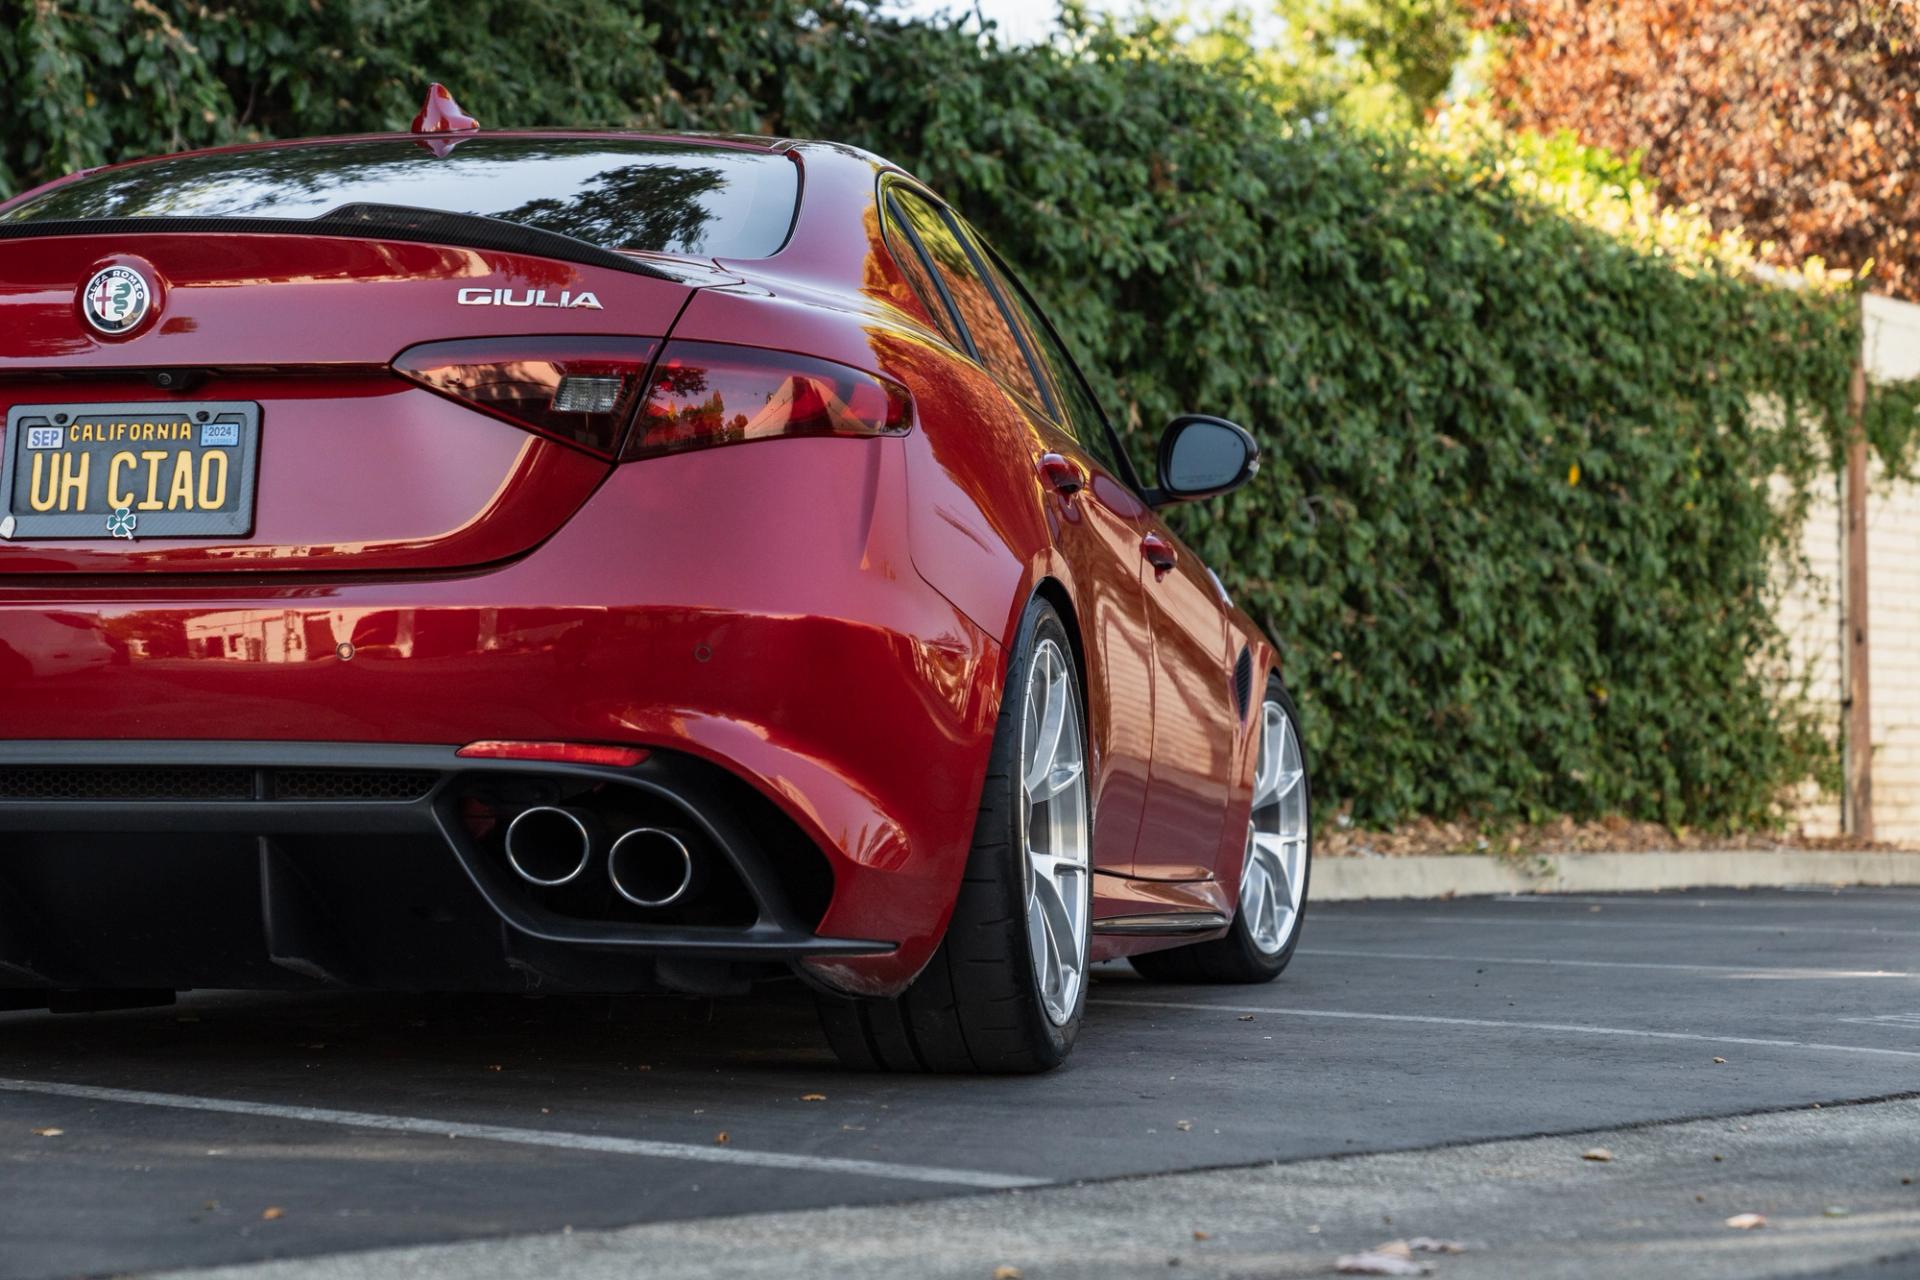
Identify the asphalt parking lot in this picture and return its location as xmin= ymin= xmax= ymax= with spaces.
xmin=4 ymin=887 xmax=1918 ymax=1279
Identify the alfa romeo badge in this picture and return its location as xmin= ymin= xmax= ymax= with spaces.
xmin=80 ymin=265 xmax=153 ymax=335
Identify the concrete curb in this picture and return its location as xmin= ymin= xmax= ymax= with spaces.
xmin=1314 ymin=849 xmax=1920 ymax=900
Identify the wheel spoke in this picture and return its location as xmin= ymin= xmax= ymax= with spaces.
xmin=1017 ymin=636 xmax=1088 ymax=1027
xmin=1242 ymin=697 xmax=1308 ymax=957
xmin=1031 ymin=876 xmax=1077 ymax=1013
xmin=1023 ymin=669 xmax=1066 ymax=796
xmin=1031 ymin=759 xmax=1084 ymax=804
xmin=1261 ymin=843 xmax=1294 ymax=919
xmin=1033 ymin=869 xmax=1078 ymax=973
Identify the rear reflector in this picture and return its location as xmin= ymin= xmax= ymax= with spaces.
xmin=456 ymin=741 xmax=650 ymax=767
xmin=624 ymin=341 xmax=912 ymax=461
xmin=395 ymin=337 xmax=659 ymax=458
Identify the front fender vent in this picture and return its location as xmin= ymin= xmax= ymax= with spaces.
xmin=1232 ymin=645 xmax=1254 ymax=722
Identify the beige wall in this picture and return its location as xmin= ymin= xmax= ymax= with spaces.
xmin=1783 ymin=293 xmax=1920 ymax=844
xmin=1777 ymin=472 xmax=1844 ymax=837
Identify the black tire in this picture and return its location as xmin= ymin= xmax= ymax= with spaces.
xmin=1129 ymin=676 xmax=1310 ymax=984
xmin=815 ymin=598 xmax=1088 ymax=1073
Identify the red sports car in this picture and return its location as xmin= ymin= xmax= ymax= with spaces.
xmin=0 ymin=92 xmax=1311 ymax=1072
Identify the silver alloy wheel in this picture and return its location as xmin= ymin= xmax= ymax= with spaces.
xmin=1020 ymin=637 xmax=1090 ymax=1026
xmin=1243 ymin=697 xmax=1308 ymax=955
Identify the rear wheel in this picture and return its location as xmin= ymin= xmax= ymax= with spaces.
xmin=1129 ymin=677 xmax=1310 ymax=984
xmin=815 ymin=598 xmax=1090 ymax=1072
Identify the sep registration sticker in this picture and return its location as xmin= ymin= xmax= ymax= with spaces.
xmin=25 ymin=427 xmax=62 ymax=450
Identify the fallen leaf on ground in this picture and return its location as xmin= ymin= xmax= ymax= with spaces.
xmin=1725 ymin=1213 xmax=1767 ymax=1230
xmin=714 ymin=1132 xmax=731 ymax=1145
xmin=1824 ymin=1206 xmax=1850 ymax=1218
xmin=31 ymin=1127 xmax=62 ymax=1137
xmin=992 ymin=1268 xmax=1023 ymax=1280
xmin=1237 ymin=1014 xmax=1255 ymax=1022
xmin=1176 ymin=1120 xmax=1194 ymax=1132
xmin=1192 ymin=1230 xmax=1211 ymax=1241
xmin=801 ymin=1093 xmax=827 ymax=1102
xmin=261 ymin=1207 xmax=284 ymax=1221
xmin=1582 ymin=1147 xmax=1613 ymax=1162
xmin=1713 ymin=1057 xmax=1726 ymax=1064
xmin=1407 ymin=1237 xmax=1468 ymax=1253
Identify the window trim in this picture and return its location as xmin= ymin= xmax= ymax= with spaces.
xmin=930 ymin=203 xmax=1061 ymax=423
xmin=877 ymin=176 xmax=1145 ymax=496
xmin=880 ymin=176 xmax=1051 ymax=421
xmin=879 ymin=185 xmax=977 ymax=361
xmin=971 ymin=232 xmax=1147 ymax=495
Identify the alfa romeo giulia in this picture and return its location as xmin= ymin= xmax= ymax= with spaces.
xmin=0 ymin=87 xmax=1311 ymax=1072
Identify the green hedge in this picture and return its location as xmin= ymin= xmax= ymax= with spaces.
xmin=4 ymin=1 xmax=1900 ymax=828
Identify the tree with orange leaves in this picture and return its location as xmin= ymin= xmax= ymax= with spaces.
xmin=1474 ymin=0 xmax=1920 ymax=299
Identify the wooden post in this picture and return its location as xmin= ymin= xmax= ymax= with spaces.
xmin=1843 ymin=358 xmax=1873 ymax=840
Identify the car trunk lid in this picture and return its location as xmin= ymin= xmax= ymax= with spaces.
xmin=0 ymin=232 xmax=694 ymax=575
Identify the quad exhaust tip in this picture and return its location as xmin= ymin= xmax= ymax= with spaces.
xmin=608 ymin=827 xmax=697 ymax=908
xmin=503 ymin=806 xmax=594 ymax=887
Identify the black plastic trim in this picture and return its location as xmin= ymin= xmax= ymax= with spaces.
xmin=1092 ymin=911 xmax=1232 ymax=936
xmin=0 ymin=741 xmax=888 ymax=967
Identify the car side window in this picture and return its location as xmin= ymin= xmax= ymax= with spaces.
xmin=880 ymin=190 xmax=966 ymax=349
xmin=973 ymin=245 xmax=1132 ymax=485
xmin=887 ymin=187 xmax=1051 ymax=415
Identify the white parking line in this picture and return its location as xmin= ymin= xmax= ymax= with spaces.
xmin=1298 ymin=947 xmax=1918 ymax=979
xmin=1486 ymin=892 xmax=1920 ymax=909
xmin=0 ymin=1077 xmax=1044 ymax=1190
xmin=1091 ymin=999 xmax=1920 ymax=1059
xmin=1310 ymin=913 xmax=1920 ymax=939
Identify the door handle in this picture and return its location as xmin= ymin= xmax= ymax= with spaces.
xmin=1038 ymin=452 xmax=1085 ymax=496
xmin=1141 ymin=532 xmax=1178 ymax=577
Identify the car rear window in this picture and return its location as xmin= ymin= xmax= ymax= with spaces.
xmin=0 ymin=137 xmax=800 ymax=260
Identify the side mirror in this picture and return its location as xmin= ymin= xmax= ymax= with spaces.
xmin=1148 ymin=415 xmax=1260 ymax=506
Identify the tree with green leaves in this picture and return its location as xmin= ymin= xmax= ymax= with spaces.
xmin=1271 ymin=0 xmax=1474 ymax=126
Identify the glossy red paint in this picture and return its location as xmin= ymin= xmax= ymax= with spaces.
xmin=0 ymin=130 xmax=1279 ymax=997
xmin=411 ymin=84 xmax=479 ymax=134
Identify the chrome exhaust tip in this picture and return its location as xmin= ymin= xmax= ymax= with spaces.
xmin=608 ymin=827 xmax=697 ymax=907
xmin=503 ymin=806 xmax=594 ymax=887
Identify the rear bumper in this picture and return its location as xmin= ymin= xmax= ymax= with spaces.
xmin=0 ymin=438 xmax=1009 ymax=996
xmin=0 ymin=740 xmax=889 ymax=998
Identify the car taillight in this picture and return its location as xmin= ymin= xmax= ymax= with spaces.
xmin=394 ymin=336 xmax=659 ymax=458
xmin=623 ymin=341 xmax=912 ymax=461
